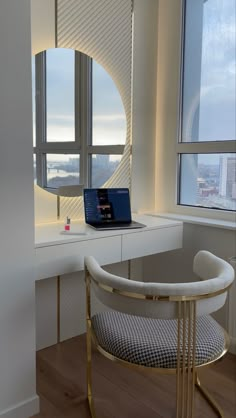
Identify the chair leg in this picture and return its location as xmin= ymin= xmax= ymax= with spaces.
xmin=86 ymin=321 xmax=96 ymax=418
xmin=176 ymin=369 xmax=195 ymax=418
xmin=195 ymin=373 xmax=224 ymax=417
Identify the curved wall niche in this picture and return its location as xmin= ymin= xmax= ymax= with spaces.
xmin=56 ymin=0 xmax=133 ymax=220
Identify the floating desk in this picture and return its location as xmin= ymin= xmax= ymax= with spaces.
xmin=35 ymin=214 xmax=183 ymax=280
xmin=35 ymin=215 xmax=183 ymax=345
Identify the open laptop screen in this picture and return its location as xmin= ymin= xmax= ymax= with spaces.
xmin=84 ymin=188 xmax=132 ymax=225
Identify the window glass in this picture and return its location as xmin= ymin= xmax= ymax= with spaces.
xmin=92 ymin=61 xmax=126 ymax=146
xmin=46 ymin=154 xmax=80 ymax=188
xmin=33 ymin=49 xmax=126 ymax=192
xmin=46 ymin=49 xmax=75 ymax=142
xmin=91 ymin=154 xmax=122 ymax=188
xmin=181 ymin=0 xmax=236 ymax=142
xmin=179 ymin=153 xmax=236 ymax=211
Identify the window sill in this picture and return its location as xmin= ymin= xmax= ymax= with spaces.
xmin=146 ymin=212 xmax=236 ymax=231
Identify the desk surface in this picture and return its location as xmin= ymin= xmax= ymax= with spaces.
xmin=35 ymin=215 xmax=183 ymax=280
xmin=35 ymin=214 xmax=182 ymax=248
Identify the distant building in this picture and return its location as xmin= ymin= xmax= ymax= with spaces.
xmin=219 ymin=156 xmax=236 ymax=199
xmin=93 ymin=154 xmax=110 ymax=167
xmin=197 ymin=178 xmax=217 ymax=198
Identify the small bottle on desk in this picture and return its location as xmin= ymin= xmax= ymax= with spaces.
xmin=64 ymin=216 xmax=71 ymax=231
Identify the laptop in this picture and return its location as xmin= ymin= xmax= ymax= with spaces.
xmin=83 ymin=188 xmax=146 ymax=230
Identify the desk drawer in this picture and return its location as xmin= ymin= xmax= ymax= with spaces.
xmin=121 ymin=225 xmax=183 ymax=261
xmin=35 ymin=235 xmax=121 ymax=280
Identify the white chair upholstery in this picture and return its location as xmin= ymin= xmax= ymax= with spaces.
xmin=84 ymin=251 xmax=234 ymax=418
xmin=85 ymin=250 xmax=234 ymax=319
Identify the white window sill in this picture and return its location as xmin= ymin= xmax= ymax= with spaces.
xmin=146 ymin=212 xmax=236 ymax=231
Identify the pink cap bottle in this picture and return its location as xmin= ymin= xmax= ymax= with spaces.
xmin=64 ymin=216 xmax=71 ymax=231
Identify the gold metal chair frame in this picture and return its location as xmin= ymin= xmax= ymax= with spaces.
xmin=85 ymin=267 xmax=231 ymax=418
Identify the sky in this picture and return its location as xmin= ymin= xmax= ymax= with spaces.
xmin=44 ymin=48 xmax=126 ymax=146
xmin=183 ymin=0 xmax=235 ymax=145
xmin=182 ymin=0 xmax=235 ymax=165
xmin=199 ymin=0 xmax=235 ymax=142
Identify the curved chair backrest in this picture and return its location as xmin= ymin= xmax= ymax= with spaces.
xmin=85 ymin=251 xmax=234 ymax=320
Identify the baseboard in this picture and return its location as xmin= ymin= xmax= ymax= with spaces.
xmin=229 ymin=336 xmax=236 ymax=355
xmin=0 ymin=395 xmax=39 ymax=418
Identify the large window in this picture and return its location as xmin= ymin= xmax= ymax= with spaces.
xmin=178 ymin=0 xmax=236 ymax=212
xmin=33 ymin=48 xmax=126 ymax=191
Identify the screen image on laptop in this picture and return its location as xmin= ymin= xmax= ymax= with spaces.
xmin=83 ymin=188 xmax=146 ymax=230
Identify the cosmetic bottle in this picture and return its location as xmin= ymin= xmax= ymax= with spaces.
xmin=64 ymin=216 xmax=71 ymax=231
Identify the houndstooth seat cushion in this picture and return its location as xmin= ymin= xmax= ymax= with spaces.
xmin=91 ymin=311 xmax=226 ymax=368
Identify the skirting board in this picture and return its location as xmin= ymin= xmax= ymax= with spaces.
xmin=0 ymin=395 xmax=39 ymax=418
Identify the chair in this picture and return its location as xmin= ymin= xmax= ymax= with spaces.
xmin=84 ymin=251 xmax=234 ymax=418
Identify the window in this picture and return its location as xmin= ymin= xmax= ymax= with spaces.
xmin=178 ymin=0 xmax=236 ymax=212
xmin=33 ymin=48 xmax=126 ymax=191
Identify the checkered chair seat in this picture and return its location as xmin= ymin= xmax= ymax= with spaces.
xmin=91 ymin=311 xmax=226 ymax=368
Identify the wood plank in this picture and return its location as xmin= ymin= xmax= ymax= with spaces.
xmin=31 ymin=334 xmax=236 ymax=418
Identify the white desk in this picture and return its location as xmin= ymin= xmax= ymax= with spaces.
xmin=35 ymin=214 xmax=183 ymax=280
xmin=35 ymin=215 xmax=183 ymax=345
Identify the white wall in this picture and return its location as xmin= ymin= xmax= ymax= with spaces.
xmin=0 ymin=1 xmax=39 ymax=417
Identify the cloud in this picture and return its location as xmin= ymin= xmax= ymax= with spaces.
xmin=202 ymin=0 xmax=235 ymax=80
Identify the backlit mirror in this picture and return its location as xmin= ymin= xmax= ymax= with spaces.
xmin=32 ymin=48 xmax=127 ymax=195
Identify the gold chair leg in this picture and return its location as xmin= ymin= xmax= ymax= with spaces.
xmin=86 ymin=321 xmax=96 ymax=418
xmin=176 ymin=301 xmax=196 ymax=418
xmin=195 ymin=374 xmax=224 ymax=418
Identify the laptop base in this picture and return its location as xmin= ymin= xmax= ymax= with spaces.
xmin=88 ymin=220 xmax=146 ymax=231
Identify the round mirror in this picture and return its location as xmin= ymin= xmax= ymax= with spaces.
xmin=32 ymin=48 xmax=127 ymax=195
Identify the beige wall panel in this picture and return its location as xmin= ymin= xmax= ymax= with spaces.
xmin=31 ymin=0 xmax=55 ymax=54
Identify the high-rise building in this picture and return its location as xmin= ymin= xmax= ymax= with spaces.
xmin=219 ymin=156 xmax=236 ymax=199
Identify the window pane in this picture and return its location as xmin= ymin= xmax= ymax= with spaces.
xmin=46 ymin=49 xmax=75 ymax=142
xmin=46 ymin=154 xmax=80 ymax=188
xmin=92 ymin=61 xmax=126 ymax=145
xmin=179 ymin=153 xmax=236 ymax=211
xmin=91 ymin=155 xmax=122 ymax=188
xmin=181 ymin=0 xmax=236 ymax=142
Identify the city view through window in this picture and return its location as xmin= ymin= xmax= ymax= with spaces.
xmin=39 ymin=154 xmax=122 ymax=189
xmin=180 ymin=154 xmax=236 ymax=211
xmin=179 ymin=0 xmax=236 ymax=211
xmin=33 ymin=49 xmax=126 ymax=189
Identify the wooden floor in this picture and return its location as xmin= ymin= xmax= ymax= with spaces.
xmin=31 ymin=334 xmax=236 ymax=418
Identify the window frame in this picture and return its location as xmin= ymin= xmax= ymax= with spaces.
xmin=33 ymin=49 xmax=125 ymax=192
xmin=176 ymin=0 xmax=236 ymax=215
